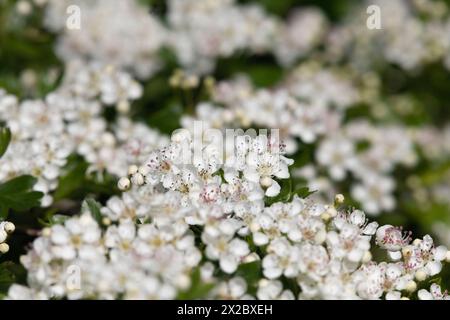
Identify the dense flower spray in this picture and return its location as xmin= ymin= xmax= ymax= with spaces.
xmin=1 ymin=0 xmax=449 ymax=301
xmin=6 ymin=134 xmax=449 ymax=300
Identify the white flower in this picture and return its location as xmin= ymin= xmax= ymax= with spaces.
xmin=49 ymin=213 xmax=103 ymax=260
xmin=203 ymin=233 xmax=249 ymax=274
xmin=402 ymin=235 xmax=448 ymax=277
xmin=352 ymin=174 xmax=395 ymax=215
xmin=6 ymin=285 xmax=48 ymax=300
xmin=316 ymin=137 xmax=357 ymax=181
xmin=418 ymin=283 xmax=449 ymax=300
xmin=262 ymin=238 xmax=300 ymax=279
xmin=243 ymin=150 xmax=293 ymax=197
xmin=46 ymin=1 xmax=165 ymax=79
xmin=376 ymin=225 xmax=411 ymax=252
xmin=214 ymin=277 xmax=252 ymax=299
xmin=297 ymin=243 xmax=329 ymax=281
xmin=256 ymin=279 xmax=294 ymax=300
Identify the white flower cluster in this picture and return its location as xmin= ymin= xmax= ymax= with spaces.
xmin=326 ymin=0 xmax=450 ymax=71
xmin=274 ymin=8 xmax=327 ymax=66
xmin=8 ymin=174 xmax=450 ymax=299
xmin=36 ymin=0 xmax=329 ymax=76
xmin=182 ymin=66 xmax=417 ymax=215
xmin=25 ymin=0 xmax=450 ymax=75
xmin=407 ymin=125 xmax=450 ymax=248
xmin=185 ymin=64 xmax=359 ymax=152
xmin=0 ymin=221 xmax=15 ymax=254
xmin=412 ymin=125 xmax=450 ymax=162
xmin=44 ymin=0 xmax=166 ymax=79
xmin=0 ymin=62 xmax=165 ymax=205
xmin=60 ymin=61 xmax=143 ymax=112
xmin=167 ymin=0 xmax=274 ymax=72
xmin=4 ymin=131 xmax=449 ymax=300
xmin=120 ymin=132 xmax=293 ymax=199
xmin=0 ymin=89 xmax=73 ymax=206
xmin=3 ymin=0 xmax=449 ymax=301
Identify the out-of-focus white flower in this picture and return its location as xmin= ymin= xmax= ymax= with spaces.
xmin=352 ymin=174 xmax=395 ymax=215
xmin=45 ymin=0 xmax=166 ymax=79
xmin=256 ymin=279 xmax=295 ymax=300
xmin=316 ymin=137 xmax=357 ymax=181
xmin=213 ymin=277 xmax=253 ymax=299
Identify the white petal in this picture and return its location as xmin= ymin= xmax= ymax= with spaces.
xmin=418 ymin=289 xmax=433 ymax=300
xmin=253 ymin=232 xmax=269 ymax=246
xmin=265 ymin=180 xmax=281 ymax=197
xmin=434 ymin=246 xmax=447 ymax=261
xmin=274 ymin=164 xmax=290 ymax=179
xmin=426 ymin=261 xmax=442 ymax=276
xmin=385 ymin=291 xmax=401 ymax=300
xmin=229 ymin=239 xmax=249 ymax=257
xmin=220 ymin=255 xmax=238 ymax=274
xmin=50 ymin=225 xmax=70 ymax=245
xmin=263 ymin=267 xmax=282 ymax=279
xmin=388 ymin=250 xmax=402 ymax=261
xmin=243 ymin=167 xmax=260 ymax=183
xmin=229 ymin=277 xmax=247 ymax=298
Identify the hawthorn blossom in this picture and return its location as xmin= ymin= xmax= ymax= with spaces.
xmin=418 ymin=284 xmax=450 ymax=300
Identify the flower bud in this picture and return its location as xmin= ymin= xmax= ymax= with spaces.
xmin=117 ymin=100 xmax=130 ymax=114
xmin=326 ymin=206 xmax=338 ymax=218
xmin=334 ymin=194 xmax=345 ymax=204
xmin=101 ymin=132 xmax=116 ymax=147
xmin=0 ymin=230 xmax=7 ymax=243
xmin=0 ymin=243 xmax=9 ymax=254
xmin=118 ymin=177 xmax=131 ymax=190
xmin=320 ymin=212 xmax=331 ymax=222
xmin=260 ymin=176 xmax=273 ymax=188
xmin=405 ymin=281 xmax=417 ymax=293
xmin=128 ymin=165 xmax=138 ymax=176
xmin=42 ymin=227 xmax=51 ymax=237
xmin=362 ymin=251 xmax=372 ymax=263
xmin=16 ymin=1 xmax=32 ymax=15
xmin=131 ymin=173 xmax=144 ymax=186
xmin=3 ymin=222 xmax=15 ymax=234
xmin=102 ymin=217 xmax=111 ymax=226
xmin=415 ymin=269 xmax=427 ymax=282
xmin=176 ymin=274 xmax=191 ymax=290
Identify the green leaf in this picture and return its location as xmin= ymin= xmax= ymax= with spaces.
xmin=0 ymin=263 xmax=15 ymax=295
xmin=147 ymin=102 xmax=183 ymax=134
xmin=177 ymin=267 xmax=215 ymax=299
xmin=292 ymin=187 xmax=316 ymax=199
xmin=84 ymin=198 xmax=103 ymax=225
xmin=234 ymin=261 xmax=262 ymax=295
xmin=53 ymin=156 xmax=88 ymax=201
xmin=0 ymin=127 xmax=11 ymax=158
xmin=0 ymin=262 xmax=26 ymax=297
xmin=0 ymin=175 xmax=36 ymax=193
xmin=38 ymin=213 xmax=71 ymax=227
xmin=264 ymin=178 xmax=292 ymax=205
xmin=0 ymin=175 xmax=43 ymax=219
